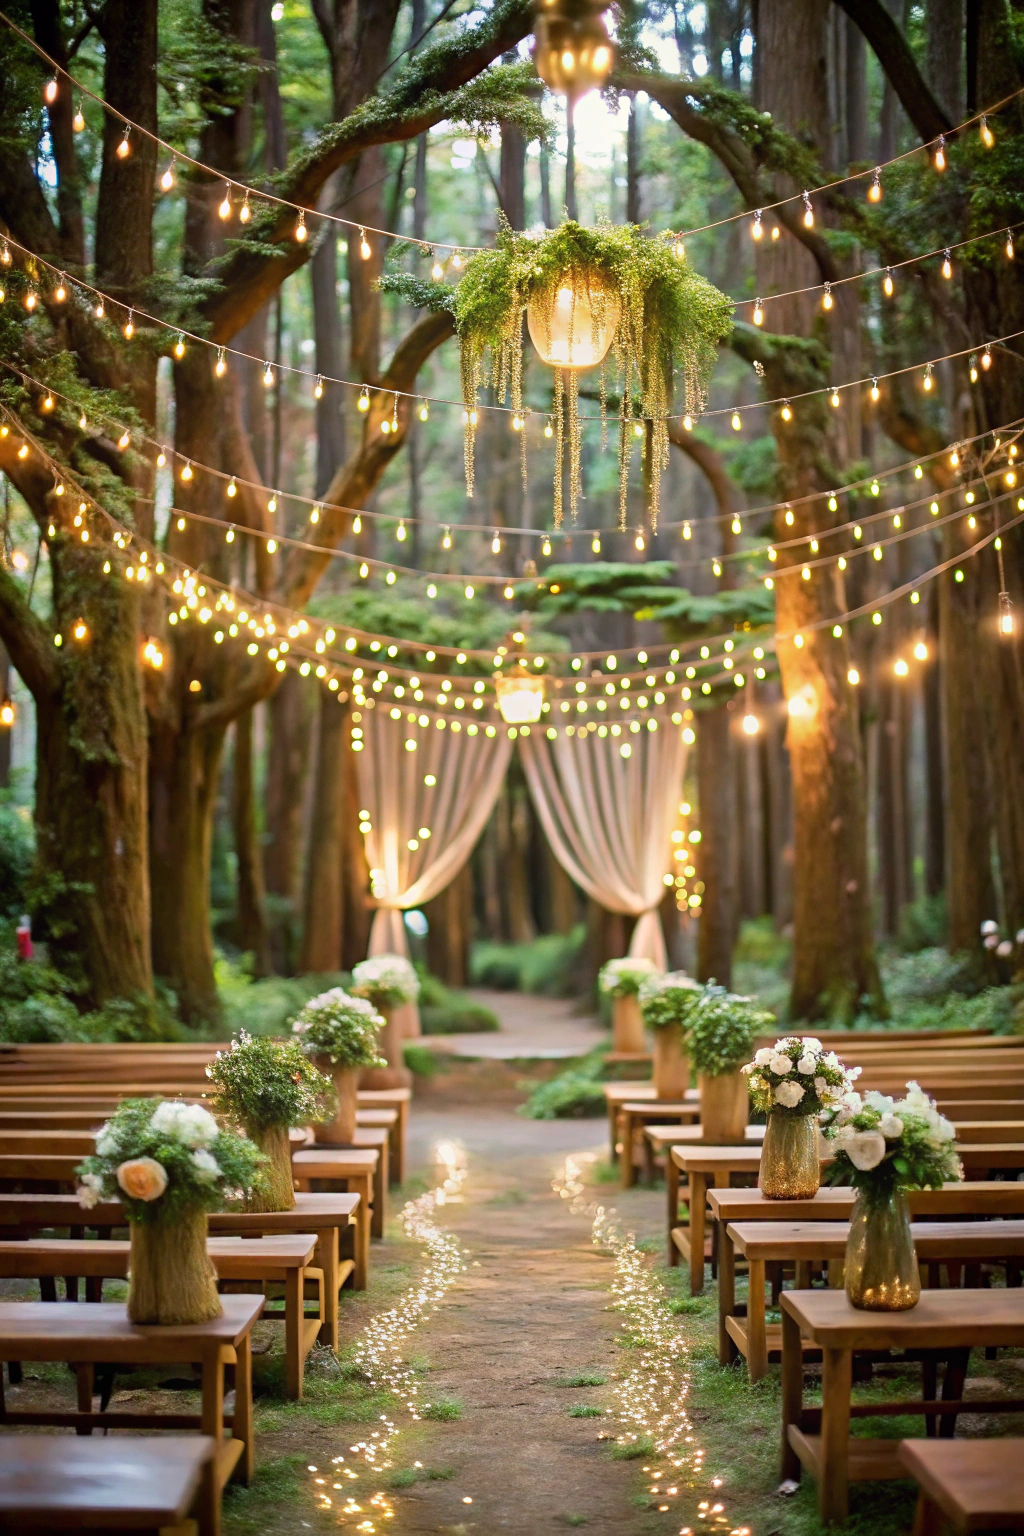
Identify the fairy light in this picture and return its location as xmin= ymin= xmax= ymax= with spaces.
xmin=731 ymin=412 xmax=741 ymax=432
xmin=94 ymin=298 xmax=104 ymax=318
xmin=116 ymin=125 xmax=130 ymax=159
xmin=822 ymin=282 xmax=834 ymax=311
xmin=123 ymin=310 xmax=134 ymax=339
xmin=542 ymin=536 xmax=552 ymax=557
xmin=358 ymin=385 xmax=370 ymax=412
xmin=752 ymin=298 xmax=763 ymax=326
xmin=830 ymin=387 xmax=840 ymax=409
xmin=1007 ymin=230 xmax=1016 ymax=261
xmin=160 ymin=161 xmax=175 ymax=191
xmin=868 ymin=168 xmax=882 ymax=203
xmin=215 ymin=348 xmax=227 ymax=378
xmin=802 ymin=190 xmax=814 ymax=227
xmin=72 ymin=103 xmax=84 ymax=133
xmin=883 ymin=267 xmax=894 ymax=297
xmin=314 ymin=374 xmax=324 ymax=400
xmin=591 ymin=534 xmax=601 ymax=553
xmin=780 ymin=401 xmax=792 ymax=423
xmin=635 ymin=529 xmax=646 ymax=552
xmin=751 ymin=209 xmax=763 ymax=241
xmin=173 ymin=333 xmax=186 ymax=360
xmin=294 ymin=210 xmax=308 ymax=243
xmin=934 ymin=135 xmax=947 ymax=171
xmin=218 ymin=182 xmax=232 ymax=220
xmin=870 ymin=377 xmax=880 ymax=402
xmin=1000 ymin=590 xmax=1014 ymax=635
xmin=982 ymin=344 xmax=993 ymax=370
xmin=922 ymin=363 xmax=933 ymax=391
xmin=441 ymin=527 xmax=451 ymax=550
xmin=352 ymin=515 xmax=362 ymax=534
xmin=430 ymin=252 xmax=444 ymax=280
xmin=239 ymin=190 xmax=251 ymax=223
xmin=359 ymin=228 xmax=371 ymax=260
xmin=24 ymin=290 xmax=36 ymax=312
xmin=54 ymin=276 xmax=66 ymax=302
xmin=981 ymin=115 xmax=995 ymax=148
xmin=942 ymin=248 xmax=953 ymax=279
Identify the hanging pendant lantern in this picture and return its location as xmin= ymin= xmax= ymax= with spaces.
xmin=527 ymin=279 xmax=620 ymax=370
xmin=495 ymin=665 xmax=546 ymax=724
xmin=533 ymin=0 xmax=615 ymax=96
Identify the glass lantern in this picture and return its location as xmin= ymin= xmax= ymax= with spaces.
xmin=526 ymin=280 xmax=620 ymax=370
xmin=495 ymin=669 xmax=546 ymax=724
xmin=533 ymin=1 xmax=615 ymax=96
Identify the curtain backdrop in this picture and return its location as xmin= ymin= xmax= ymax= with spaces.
xmin=519 ymin=724 xmax=688 ymax=969
xmin=355 ymin=711 xmax=513 ymax=1033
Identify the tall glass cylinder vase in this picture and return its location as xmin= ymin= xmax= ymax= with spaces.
xmin=758 ymin=1111 xmax=820 ymax=1199
xmin=844 ymin=1190 xmax=921 ymax=1310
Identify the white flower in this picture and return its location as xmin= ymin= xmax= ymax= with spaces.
xmin=774 ymin=1080 xmax=806 ymax=1109
xmin=813 ymin=1076 xmax=827 ymax=1096
xmin=598 ymin=956 xmax=660 ymax=994
xmin=801 ymin=1037 xmax=822 ymax=1053
xmin=351 ymin=954 xmax=419 ymax=1004
xmin=95 ymin=1125 xmax=118 ymax=1158
xmin=754 ymin=1047 xmax=774 ymax=1067
xmin=191 ymin=1148 xmax=221 ymax=1182
xmin=865 ymin=1090 xmax=896 ymax=1115
xmin=878 ymin=1113 xmax=904 ymax=1139
xmin=150 ymin=1100 xmax=219 ymax=1150
xmin=981 ymin=919 xmax=999 ymax=936
xmin=770 ymin=1053 xmax=794 ymax=1076
xmin=746 ymin=1073 xmax=766 ymax=1093
xmin=933 ymin=1115 xmax=956 ymax=1142
xmin=831 ymin=1123 xmax=855 ymax=1148
xmin=796 ymin=1053 xmax=817 ymax=1075
xmin=76 ymin=1172 xmax=104 ymax=1210
xmin=845 ymin=1130 xmax=887 ymax=1171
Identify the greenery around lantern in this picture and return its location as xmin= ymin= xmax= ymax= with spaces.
xmin=350 ymin=955 xmax=420 ymax=1013
xmin=686 ymin=986 xmax=775 ymax=1078
xmin=292 ymin=988 xmax=388 ymax=1067
xmin=638 ymin=970 xmax=703 ymax=1032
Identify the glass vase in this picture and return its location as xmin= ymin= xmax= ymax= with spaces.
xmin=844 ymin=1190 xmax=921 ymax=1311
xmin=758 ymin=1111 xmax=820 ymax=1199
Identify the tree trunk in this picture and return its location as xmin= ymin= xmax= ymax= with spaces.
xmin=696 ymin=704 xmax=736 ymax=987
xmin=564 ymin=97 xmax=577 ymax=220
xmin=340 ymin=718 xmax=372 ymax=969
xmin=923 ymin=585 xmax=945 ymax=899
xmin=927 ymin=0 xmax=965 ymax=121
xmin=232 ymin=708 xmax=271 ymax=977
xmin=263 ymin=671 xmax=311 ymax=913
xmin=425 ymin=863 xmax=473 ymax=986
xmin=626 ymin=95 xmax=642 ymax=224
xmin=0 ymin=641 xmax=10 ymax=790
xmin=149 ymin=716 xmax=227 ymax=1024
xmin=300 ymin=689 xmax=347 ymax=973
xmin=311 ymin=214 xmax=346 ymax=498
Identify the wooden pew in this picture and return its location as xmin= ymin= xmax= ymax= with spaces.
xmin=898 ymin=1439 xmax=1024 ymax=1535
xmin=0 ymin=1434 xmax=216 ymax=1534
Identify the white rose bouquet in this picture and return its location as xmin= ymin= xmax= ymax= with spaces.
xmin=743 ymin=1035 xmax=856 ymax=1117
xmin=351 ymin=953 xmax=420 ymax=1010
xmin=822 ymin=1081 xmax=962 ymax=1202
xmin=76 ymin=1098 xmax=265 ymax=1223
xmin=599 ymin=956 xmax=661 ymax=999
xmin=292 ymin=989 xmax=387 ymax=1068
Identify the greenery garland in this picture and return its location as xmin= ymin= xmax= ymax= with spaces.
xmin=453 ymin=219 xmax=732 ymax=527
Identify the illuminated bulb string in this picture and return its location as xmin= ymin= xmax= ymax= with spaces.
xmin=306 ymin=1144 xmax=469 ymax=1534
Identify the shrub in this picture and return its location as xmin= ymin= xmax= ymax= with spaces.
xmin=638 ymin=970 xmax=702 ymax=1032
xmin=417 ymin=972 xmax=499 ymax=1034
xmin=521 ymin=1048 xmax=608 ymax=1119
xmin=687 ymin=987 xmax=775 ymax=1077
xmin=469 ymin=926 xmax=585 ymax=996
xmin=206 ymin=1032 xmax=334 ymax=1132
xmin=0 ymin=793 xmax=33 ymax=919
xmin=292 ymin=989 xmax=386 ymax=1068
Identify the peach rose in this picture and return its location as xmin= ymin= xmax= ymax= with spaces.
xmin=116 ymin=1156 xmax=168 ymax=1202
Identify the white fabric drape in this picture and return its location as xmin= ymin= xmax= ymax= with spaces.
xmin=355 ymin=710 xmax=513 ymax=1031
xmin=519 ymin=724 xmax=688 ymax=970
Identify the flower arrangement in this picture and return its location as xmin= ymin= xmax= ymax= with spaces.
xmin=821 ymin=1082 xmax=963 ymax=1201
xmin=206 ymin=1031 xmax=334 ymax=1132
xmin=350 ymin=954 xmax=420 ymax=1011
xmin=638 ymin=970 xmax=703 ymax=1032
xmin=452 ymin=219 xmax=732 ymax=526
xmin=598 ymin=956 xmax=661 ymax=998
xmin=292 ymin=988 xmax=387 ymax=1068
xmin=687 ymin=987 xmax=775 ymax=1078
xmin=77 ymin=1098 xmax=264 ymax=1221
xmin=743 ymin=1035 xmax=856 ymax=1116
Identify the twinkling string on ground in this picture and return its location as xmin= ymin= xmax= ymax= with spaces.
xmin=307 ymin=1141 xmax=468 ymax=1532
xmin=553 ymin=1154 xmax=747 ymax=1536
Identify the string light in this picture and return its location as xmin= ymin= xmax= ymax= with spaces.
xmin=0 ymin=697 xmax=14 ymax=727
xmin=218 ymin=182 xmax=232 ymax=220
xmin=780 ymin=401 xmax=792 ymax=422
xmin=72 ymin=102 xmax=84 ymax=133
xmin=358 ymin=385 xmax=370 ymax=412
xmin=922 ymin=363 xmax=933 ymax=391
xmin=868 ymin=168 xmax=882 ymax=203
xmin=430 ymin=252 xmax=444 ymax=280
xmin=982 ymin=344 xmax=993 ymax=369
xmin=752 ymin=298 xmax=763 ymax=326
xmin=1007 ymin=230 xmax=1016 ymax=261
xmin=123 ymin=310 xmax=134 ymax=339
xmin=1000 ymin=590 xmax=1014 ymax=635
xmin=802 ymin=190 xmax=814 ymax=227
xmin=934 ymin=134 xmax=947 ymax=171
xmin=359 ymin=228 xmax=371 ymax=260
xmin=239 ymin=190 xmax=251 ymax=224
xmin=314 ymin=374 xmax=324 ymax=400
xmin=981 ymin=115 xmax=995 ymax=148
xmin=751 ymin=210 xmax=763 ymax=241
xmin=54 ymin=276 xmax=66 ymax=302
xmin=160 ymin=161 xmax=175 ymax=192
xmin=215 ymin=348 xmax=227 ymax=378
xmin=173 ymin=333 xmax=186 ymax=360
xmin=942 ymin=249 xmax=953 ymax=279
xmin=870 ymin=377 xmax=880 ymax=402
xmin=731 ymin=412 xmax=741 ymax=431
xmin=883 ymin=267 xmax=894 ymax=297
xmin=830 ymin=388 xmax=840 ymax=409
xmin=263 ymin=360 xmax=274 ymax=388
xmin=418 ymin=401 xmax=429 ymax=422
xmin=822 ymin=282 xmax=834 ymax=311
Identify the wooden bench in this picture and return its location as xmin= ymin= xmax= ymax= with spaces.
xmin=780 ymin=1288 xmax=1024 ymax=1525
xmin=723 ymin=1219 xmax=1024 ymax=1381
xmin=0 ymin=1433 xmax=215 ymax=1533
xmin=292 ymin=1149 xmax=376 ymax=1286
xmin=898 ymin=1439 xmax=1024 ymax=1534
xmin=0 ymin=1294 xmax=264 ymax=1536
xmin=0 ymin=1235 xmax=322 ymax=1400
xmin=616 ymin=1101 xmax=702 ymax=1187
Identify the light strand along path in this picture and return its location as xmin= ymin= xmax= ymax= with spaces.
xmin=394 ymin=1102 xmax=664 ymax=1533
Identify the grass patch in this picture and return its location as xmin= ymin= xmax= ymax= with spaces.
xmin=558 ymin=1516 xmax=589 ymax=1527
xmin=224 ymin=1455 xmax=313 ymax=1535
xmin=421 ymin=1395 xmax=463 ymax=1421
xmin=610 ymin=1436 xmax=654 ymax=1460
xmin=426 ymin=1465 xmax=457 ymax=1480
xmin=555 ymin=1370 xmax=607 ymax=1387
xmin=568 ymin=1403 xmax=604 ymax=1418
xmin=386 ymin=1467 xmax=420 ymax=1489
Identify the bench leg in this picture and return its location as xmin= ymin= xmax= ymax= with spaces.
xmin=718 ymin=1228 xmax=736 ymax=1366
xmin=819 ymin=1346 xmax=852 ymax=1525
xmin=666 ymin=1156 xmax=680 ymax=1267
xmin=746 ymin=1257 xmax=768 ymax=1383
xmin=75 ymin=1363 xmax=94 ymax=1435
xmin=234 ymin=1339 xmax=254 ymax=1486
xmin=317 ymin=1227 xmax=340 ymax=1351
xmin=285 ymin=1267 xmax=303 ymax=1401
xmin=911 ymin=1492 xmax=945 ymax=1536
xmin=780 ymin=1307 xmax=803 ymax=1484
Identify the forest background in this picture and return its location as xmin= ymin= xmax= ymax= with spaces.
xmin=1 ymin=0 xmax=1023 ymax=1047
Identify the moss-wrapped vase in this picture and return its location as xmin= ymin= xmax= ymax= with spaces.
xmin=128 ymin=1208 xmax=221 ymax=1325
xmin=245 ymin=1123 xmax=296 ymax=1212
xmin=312 ymin=1061 xmax=359 ymax=1145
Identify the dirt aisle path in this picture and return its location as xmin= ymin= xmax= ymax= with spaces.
xmin=392 ymin=1105 xmax=661 ymax=1534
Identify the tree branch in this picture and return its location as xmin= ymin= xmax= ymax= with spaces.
xmin=0 ymin=447 xmax=58 ymax=698
xmin=831 ymin=0 xmax=952 ymax=142
xmin=281 ymin=306 xmax=455 ymax=607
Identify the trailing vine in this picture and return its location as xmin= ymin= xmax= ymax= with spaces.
xmin=452 ymin=219 xmax=732 ymax=528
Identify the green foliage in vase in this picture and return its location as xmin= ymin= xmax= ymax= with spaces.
xmin=76 ymin=1098 xmax=264 ymax=1223
xmin=686 ymin=985 xmax=775 ymax=1077
xmin=598 ymin=956 xmax=661 ymax=998
xmin=451 ymin=218 xmax=732 ymax=524
xmin=351 ymin=954 xmax=420 ymax=1009
xmin=205 ymin=1031 xmax=334 ymax=1132
xmin=292 ymin=988 xmax=387 ymax=1068
xmin=638 ymin=970 xmax=703 ymax=1032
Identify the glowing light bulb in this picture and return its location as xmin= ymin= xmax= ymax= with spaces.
xmin=542 ymin=537 xmax=551 ymax=557
xmin=314 ymin=374 xmax=324 ymax=399
xmin=894 ymin=657 xmax=909 ymax=677
xmin=1007 ymin=231 xmax=1016 ymax=261
xmin=830 ymin=388 xmax=840 ymax=408
xmin=117 ymin=429 xmax=130 ymax=449
xmin=868 ymin=168 xmax=882 ymax=202
xmin=123 ymin=311 xmax=134 ymax=338
xmin=982 ymin=345 xmax=992 ymax=370
xmin=451 ymin=250 xmax=463 ymax=269
xmin=870 ymin=378 xmax=879 ymax=402
xmin=72 ymin=104 xmax=85 ymax=132
xmin=24 ymin=291 xmax=37 ymax=311
xmin=492 ymin=533 xmax=501 ymax=554
xmin=226 ymin=478 xmax=237 ymax=498
xmin=981 ymin=116 xmax=994 ymax=148
xmin=359 ymin=228 xmax=371 ymax=260
xmin=239 ymin=192 xmax=251 ymax=223
xmin=180 ymin=461 xmax=193 ymax=482
xmin=160 ymin=162 xmax=175 ymax=191
xmin=396 ymin=520 xmax=407 ymax=541
xmin=780 ymin=401 xmax=792 ymax=422
xmin=922 ymin=364 xmax=933 ymax=392
xmin=116 ymin=127 xmax=130 ymax=159
xmin=442 ymin=527 xmax=451 ymax=549
xmin=731 ymin=412 xmax=741 ymax=431
xmin=934 ymin=135 xmax=946 ymax=171
xmin=942 ymin=249 xmax=952 ymax=279
xmin=263 ymin=361 xmax=274 ymax=387
xmin=742 ymin=713 xmax=759 ymax=735
xmin=802 ymin=191 xmax=814 ymax=227
xmin=751 ymin=210 xmax=763 ymax=241
xmin=914 ymin=641 xmax=928 ymax=661
xmin=683 ymin=414 xmax=693 ymax=431
xmin=215 ymin=349 xmax=227 ymax=377
xmin=218 ymin=184 xmax=232 ymax=220
xmin=94 ymin=299 xmax=104 ymax=318
xmin=635 ymin=530 xmax=645 ymax=551
xmin=848 ymin=666 xmax=860 ymax=685
xmin=752 ymin=298 xmax=763 ymax=326
xmin=591 ymin=534 xmax=601 ymax=553
xmin=822 ymin=282 xmax=833 ymax=311
xmin=173 ymin=334 xmax=186 ymax=359
xmin=419 ymin=401 xmax=429 ymax=421
xmin=431 ymin=257 xmax=443 ymax=280
xmin=883 ymin=267 xmax=894 ymax=297
xmin=54 ymin=277 xmax=66 ymax=302
xmin=1000 ymin=591 xmax=1014 ymax=634
xmin=44 ymin=76 xmax=59 ymax=105
xmin=294 ymin=211 xmax=308 ymax=242
xmin=358 ymin=386 xmax=369 ymax=412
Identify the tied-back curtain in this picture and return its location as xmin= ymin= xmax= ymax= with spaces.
xmin=355 ymin=711 xmax=513 ymax=1032
xmin=519 ymin=725 xmax=688 ymax=970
